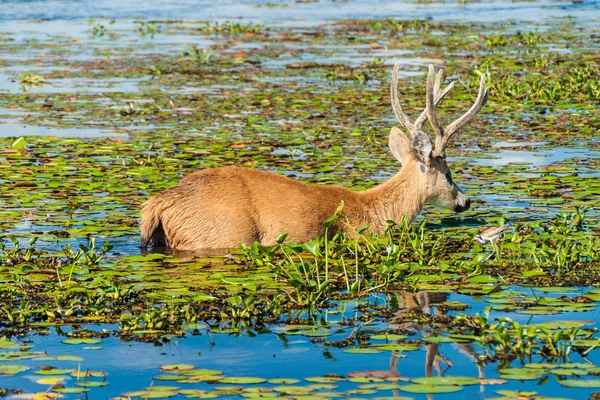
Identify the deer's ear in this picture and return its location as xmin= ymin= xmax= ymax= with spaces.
xmin=389 ymin=127 xmax=412 ymax=164
xmin=412 ymin=130 xmax=433 ymax=167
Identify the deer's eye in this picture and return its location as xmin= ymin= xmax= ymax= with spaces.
xmin=445 ymin=173 xmax=453 ymax=185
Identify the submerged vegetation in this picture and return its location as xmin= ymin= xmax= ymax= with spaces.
xmin=0 ymin=5 xmax=599 ymax=400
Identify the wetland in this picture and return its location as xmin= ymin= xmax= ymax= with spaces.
xmin=1 ymin=0 xmax=600 ymax=399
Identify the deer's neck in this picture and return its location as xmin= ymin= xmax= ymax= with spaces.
xmin=359 ymin=162 xmax=427 ymax=233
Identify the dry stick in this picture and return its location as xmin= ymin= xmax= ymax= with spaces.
xmin=206 ymin=327 xmax=215 ymax=345
xmin=145 ymin=381 xmax=154 ymax=400
xmin=583 ymin=340 xmax=600 ymax=356
xmin=347 ymin=318 xmax=374 ymax=340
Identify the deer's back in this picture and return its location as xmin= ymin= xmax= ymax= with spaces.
xmin=148 ymin=166 xmax=363 ymax=250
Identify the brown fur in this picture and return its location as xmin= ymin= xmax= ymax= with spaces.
xmin=140 ymin=136 xmax=466 ymax=251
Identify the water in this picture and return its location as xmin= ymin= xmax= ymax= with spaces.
xmin=1 ymin=1 xmax=600 ymax=399
xmin=0 ymin=123 xmax=127 ymax=138
xmin=1 ymin=0 xmax=599 ymax=24
xmin=2 ymin=291 xmax=600 ymax=398
xmin=473 ymin=147 xmax=600 ymax=167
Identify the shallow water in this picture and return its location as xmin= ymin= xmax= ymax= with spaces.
xmin=0 ymin=123 xmax=127 ymax=138
xmin=1 ymin=1 xmax=600 ymax=399
xmin=1 ymin=0 xmax=600 ymax=24
xmin=2 ymin=290 xmax=600 ymax=398
xmin=2 ymin=287 xmax=600 ymax=399
xmin=472 ymin=147 xmax=600 ymax=167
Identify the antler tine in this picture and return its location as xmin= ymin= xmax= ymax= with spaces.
xmin=426 ymin=65 xmax=445 ymax=147
xmin=391 ymin=62 xmax=417 ymax=135
xmin=444 ymin=74 xmax=489 ymax=138
xmin=434 ymin=74 xmax=489 ymax=156
xmin=414 ymin=68 xmax=455 ymax=129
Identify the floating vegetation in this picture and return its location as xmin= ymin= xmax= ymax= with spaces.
xmin=181 ymin=45 xmax=214 ymax=66
xmin=18 ymin=72 xmax=46 ymax=86
xmin=89 ymin=18 xmax=115 ymax=38
xmin=136 ymin=21 xmax=162 ymax=38
xmin=0 ymin=4 xmax=599 ymax=399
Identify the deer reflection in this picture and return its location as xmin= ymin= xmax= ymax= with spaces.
xmin=387 ymin=291 xmax=485 ymax=395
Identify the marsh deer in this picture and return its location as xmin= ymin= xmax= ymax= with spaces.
xmin=140 ymin=63 xmax=489 ymax=251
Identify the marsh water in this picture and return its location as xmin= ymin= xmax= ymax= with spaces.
xmin=1 ymin=0 xmax=600 ymax=399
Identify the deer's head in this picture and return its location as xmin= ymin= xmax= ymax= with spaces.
xmin=389 ymin=64 xmax=489 ymax=213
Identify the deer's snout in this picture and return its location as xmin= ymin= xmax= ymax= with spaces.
xmin=454 ymin=197 xmax=471 ymax=213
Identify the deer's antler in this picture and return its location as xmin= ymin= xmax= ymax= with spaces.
xmin=390 ymin=62 xmax=455 ymax=136
xmin=427 ymin=64 xmax=489 ymax=157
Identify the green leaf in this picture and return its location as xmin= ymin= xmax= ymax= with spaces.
xmin=160 ymin=363 xmax=196 ymax=372
xmin=276 ymin=232 xmax=289 ymax=244
xmin=559 ymin=379 xmax=600 ymax=388
xmin=62 ymin=338 xmax=102 ymax=345
xmin=0 ymin=364 xmax=30 ymax=376
xmin=343 ymin=348 xmax=382 ymax=354
xmin=302 ymin=239 xmax=321 ymax=257
xmin=191 ymin=294 xmax=217 ymax=302
xmin=323 ymin=215 xmax=338 ymax=228
xmin=11 ymin=137 xmax=28 ymax=150
xmin=220 ymin=377 xmax=267 ymax=384
xmin=399 ymin=384 xmax=462 ymax=394
xmin=369 ymin=334 xmax=406 ymax=341
xmin=411 ymin=376 xmax=480 ymax=386
xmin=268 ymin=378 xmax=300 ymax=384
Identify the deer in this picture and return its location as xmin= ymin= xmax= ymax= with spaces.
xmin=140 ymin=63 xmax=489 ymax=251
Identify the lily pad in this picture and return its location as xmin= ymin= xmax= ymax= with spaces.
xmin=411 ymin=376 xmax=480 ymax=386
xmin=369 ymin=334 xmax=406 ymax=341
xmin=37 ymin=377 xmax=66 ymax=385
xmin=160 ymin=364 xmax=196 ymax=372
xmin=62 ymin=338 xmax=102 ymax=345
xmin=305 ymin=376 xmax=346 ymax=383
xmin=0 ymin=363 xmax=31 ymax=375
xmin=399 ymin=384 xmax=462 ymax=394
xmin=558 ymin=379 xmax=600 ymax=388
xmin=343 ymin=348 xmax=382 ymax=354
xmin=268 ymin=378 xmax=300 ymax=384
xmin=53 ymin=388 xmax=90 ymax=394
xmin=272 ymin=386 xmax=312 ymax=394
xmin=220 ymin=377 xmax=267 ymax=384
xmin=35 ymin=369 xmax=74 ymax=375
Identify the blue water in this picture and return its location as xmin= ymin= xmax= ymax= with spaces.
xmin=2 ymin=1 xmax=600 ymax=399
xmin=2 ymin=292 xmax=600 ymax=398
xmin=0 ymin=0 xmax=599 ymax=24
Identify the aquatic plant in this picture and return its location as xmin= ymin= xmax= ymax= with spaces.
xmin=136 ymin=21 xmax=162 ymax=37
xmin=18 ymin=72 xmax=45 ymax=86
xmin=181 ymin=45 xmax=214 ymax=65
xmin=1 ymin=12 xmax=600 ymax=398
xmin=89 ymin=18 xmax=115 ymax=37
